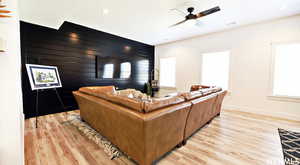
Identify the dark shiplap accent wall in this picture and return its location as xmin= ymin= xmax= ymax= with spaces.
xmin=21 ymin=21 xmax=154 ymax=118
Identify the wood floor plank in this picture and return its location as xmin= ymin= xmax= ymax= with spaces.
xmin=25 ymin=109 xmax=299 ymax=165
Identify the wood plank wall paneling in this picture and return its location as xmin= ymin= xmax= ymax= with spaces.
xmin=20 ymin=21 xmax=155 ymax=119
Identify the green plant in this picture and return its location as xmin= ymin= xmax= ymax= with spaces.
xmin=146 ymin=82 xmax=152 ymax=96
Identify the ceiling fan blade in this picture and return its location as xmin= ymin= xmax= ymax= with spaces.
xmin=0 ymin=5 xmax=6 ymax=8
xmin=196 ymin=6 xmax=220 ymax=18
xmin=169 ymin=19 xmax=188 ymax=27
xmin=0 ymin=10 xmax=10 ymax=13
xmin=0 ymin=14 xmax=11 ymax=17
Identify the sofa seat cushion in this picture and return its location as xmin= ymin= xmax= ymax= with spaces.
xmin=79 ymin=86 xmax=115 ymax=99
xmin=143 ymin=96 xmax=185 ymax=113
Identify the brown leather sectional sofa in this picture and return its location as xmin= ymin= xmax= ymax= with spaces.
xmin=73 ymin=85 xmax=227 ymax=165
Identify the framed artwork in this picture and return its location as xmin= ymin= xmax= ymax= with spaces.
xmin=26 ymin=64 xmax=62 ymax=90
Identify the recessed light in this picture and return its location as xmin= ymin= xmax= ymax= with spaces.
xmin=124 ymin=46 xmax=131 ymax=52
xmin=103 ymin=9 xmax=109 ymax=15
xmin=70 ymin=33 xmax=78 ymax=38
xmin=69 ymin=33 xmax=79 ymax=42
xmin=86 ymin=49 xmax=95 ymax=55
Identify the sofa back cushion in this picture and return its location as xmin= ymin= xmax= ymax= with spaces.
xmin=78 ymin=86 xmax=186 ymax=113
xmin=181 ymin=86 xmax=222 ymax=101
xmin=105 ymin=89 xmax=185 ymax=113
xmin=190 ymin=85 xmax=210 ymax=91
xmin=198 ymin=86 xmax=222 ymax=95
xmin=79 ymin=86 xmax=116 ymax=99
xmin=116 ymin=89 xmax=150 ymax=101
xmin=104 ymin=92 xmax=145 ymax=112
xmin=180 ymin=91 xmax=203 ymax=101
xmin=190 ymin=85 xmax=221 ymax=93
xmin=143 ymin=96 xmax=185 ymax=113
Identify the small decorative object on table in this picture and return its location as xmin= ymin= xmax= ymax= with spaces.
xmin=146 ymin=82 xmax=152 ymax=96
xmin=151 ymin=80 xmax=159 ymax=97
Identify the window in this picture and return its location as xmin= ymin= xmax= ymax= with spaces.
xmin=102 ymin=64 xmax=114 ymax=78
xmin=271 ymin=42 xmax=300 ymax=97
xmin=159 ymin=57 xmax=176 ymax=87
xmin=137 ymin=60 xmax=149 ymax=84
xmin=120 ymin=62 xmax=131 ymax=79
xmin=201 ymin=51 xmax=230 ymax=90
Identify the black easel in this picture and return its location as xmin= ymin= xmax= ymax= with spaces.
xmin=35 ymin=88 xmax=66 ymax=128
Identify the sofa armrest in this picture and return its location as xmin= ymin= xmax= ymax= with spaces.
xmin=73 ymin=91 xmax=145 ymax=160
xmin=142 ymin=102 xmax=191 ymax=164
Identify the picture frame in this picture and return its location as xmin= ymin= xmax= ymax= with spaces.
xmin=26 ymin=64 xmax=62 ymax=90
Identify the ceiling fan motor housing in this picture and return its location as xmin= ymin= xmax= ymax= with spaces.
xmin=187 ymin=7 xmax=194 ymax=13
xmin=186 ymin=7 xmax=197 ymax=20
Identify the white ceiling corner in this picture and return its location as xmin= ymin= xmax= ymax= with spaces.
xmin=19 ymin=0 xmax=300 ymax=45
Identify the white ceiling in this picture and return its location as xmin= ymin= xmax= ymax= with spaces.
xmin=20 ymin=0 xmax=300 ymax=45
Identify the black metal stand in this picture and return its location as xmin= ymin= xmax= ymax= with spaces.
xmin=54 ymin=88 xmax=65 ymax=110
xmin=35 ymin=88 xmax=66 ymax=128
xmin=35 ymin=89 xmax=39 ymax=128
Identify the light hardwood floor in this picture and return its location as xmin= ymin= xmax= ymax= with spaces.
xmin=25 ymin=109 xmax=300 ymax=165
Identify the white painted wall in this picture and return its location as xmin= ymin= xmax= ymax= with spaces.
xmin=155 ymin=15 xmax=300 ymax=120
xmin=0 ymin=0 xmax=24 ymax=164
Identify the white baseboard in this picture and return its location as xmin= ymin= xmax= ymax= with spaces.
xmin=20 ymin=112 xmax=25 ymax=165
xmin=223 ymin=104 xmax=300 ymax=121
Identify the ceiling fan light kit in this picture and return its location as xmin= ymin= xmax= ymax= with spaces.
xmin=170 ymin=6 xmax=220 ymax=27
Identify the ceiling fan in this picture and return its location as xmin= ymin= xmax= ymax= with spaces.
xmin=170 ymin=6 xmax=220 ymax=27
